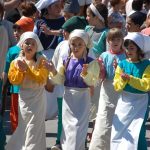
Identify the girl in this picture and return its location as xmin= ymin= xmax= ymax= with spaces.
xmin=89 ymin=28 xmax=126 ymax=150
xmin=111 ymin=32 xmax=150 ymax=150
xmin=85 ymin=2 xmax=108 ymax=58
xmin=6 ymin=32 xmax=49 ymax=150
xmin=45 ymin=29 xmax=100 ymax=150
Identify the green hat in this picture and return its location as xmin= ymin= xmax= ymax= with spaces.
xmin=62 ymin=16 xmax=88 ymax=33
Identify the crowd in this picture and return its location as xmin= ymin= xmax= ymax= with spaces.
xmin=0 ymin=0 xmax=150 ymax=150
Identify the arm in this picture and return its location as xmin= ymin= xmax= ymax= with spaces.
xmin=113 ymin=66 xmax=128 ymax=92
xmin=81 ymin=60 xmax=100 ymax=87
xmin=4 ymin=0 xmax=22 ymax=11
xmin=128 ymin=65 xmax=150 ymax=92
xmin=26 ymin=57 xmax=49 ymax=84
xmin=8 ymin=61 xmax=25 ymax=85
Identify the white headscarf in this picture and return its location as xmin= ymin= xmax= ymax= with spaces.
xmin=17 ymin=32 xmax=44 ymax=52
xmin=35 ymin=0 xmax=59 ymax=11
xmin=69 ymin=29 xmax=93 ymax=49
xmin=124 ymin=32 xmax=150 ymax=53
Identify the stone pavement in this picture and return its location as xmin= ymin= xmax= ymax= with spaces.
xmin=3 ymin=101 xmax=150 ymax=150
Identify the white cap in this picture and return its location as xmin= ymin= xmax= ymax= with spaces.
xmin=17 ymin=32 xmax=44 ymax=52
xmin=35 ymin=0 xmax=59 ymax=12
xmin=124 ymin=32 xmax=150 ymax=53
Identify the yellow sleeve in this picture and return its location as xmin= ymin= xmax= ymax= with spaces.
xmin=113 ymin=66 xmax=128 ymax=92
xmin=8 ymin=61 xmax=25 ymax=85
xmin=128 ymin=65 xmax=150 ymax=92
xmin=27 ymin=57 xmax=49 ymax=84
xmin=81 ymin=60 xmax=100 ymax=87
xmin=49 ymin=65 xmax=65 ymax=85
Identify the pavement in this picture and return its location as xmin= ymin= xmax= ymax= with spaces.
xmin=3 ymin=101 xmax=150 ymax=150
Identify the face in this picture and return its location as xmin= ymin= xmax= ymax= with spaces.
xmin=69 ymin=37 xmax=86 ymax=59
xmin=21 ymin=38 xmax=37 ymax=60
xmin=126 ymin=17 xmax=139 ymax=32
xmin=125 ymin=42 xmax=138 ymax=61
xmin=47 ymin=1 xmax=61 ymax=18
xmin=86 ymin=9 xmax=96 ymax=26
xmin=63 ymin=12 xmax=75 ymax=21
xmin=108 ymin=37 xmax=123 ymax=53
xmin=13 ymin=27 xmax=24 ymax=42
xmin=63 ymin=30 xmax=70 ymax=40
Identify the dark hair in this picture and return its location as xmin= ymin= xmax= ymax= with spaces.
xmin=0 ymin=2 xmax=4 ymax=20
xmin=107 ymin=28 xmax=124 ymax=41
xmin=129 ymin=11 xmax=146 ymax=26
xmin=87 ymin=3 xmax=108 ymax=26
xmin=110 ymin=0 xmax=121 ymax=7
xmin=124 ymin=39 xmax=144 ymax=60
xmin=20 ymin=2 xmax=37 ymax=17
xmin=132 ymin=0 xmax=143 ymax=11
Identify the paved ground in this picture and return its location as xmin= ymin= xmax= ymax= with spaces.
xmin=3 ymin=101 xmax=150 ymax=150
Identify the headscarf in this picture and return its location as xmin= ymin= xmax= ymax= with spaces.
xmin=17 ymin=32 xmax=44 ymax=52
xmin=15 ymin=17 xmax=34 ymax=32
xmin=69 ymin=29 xmax=93 ymax=49
xmin=124 ymin=32 xmax=150 ymax=53
xmin=62 ymin=16 xmax=88 ymax=33
xmin=35 ymin=0 xmax=59 ymax=12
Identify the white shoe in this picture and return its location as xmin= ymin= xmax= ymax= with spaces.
xmin=51 ymin=144 xmax=61 ymax=150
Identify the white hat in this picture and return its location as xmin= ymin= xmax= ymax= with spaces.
xmin=124 ymin=32 xmax=150 ymax=53
xmin=69 ymin=29 xmax=93 ymax=49
xmin=17 ymin=32 xmax=44 ymax=52
xmin=35 ymin=0 xmax=59 ymax=11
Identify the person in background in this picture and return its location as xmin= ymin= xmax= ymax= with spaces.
xmin=111 ymin=32 xmax=150 ymax=150
xmin=62 ymin=0 xmax=80 ymax=21
xmin=0 ymin=1 xmax=16 ymax=48
xmin=0 ymin=20 xmax=8 ymax=150
xmin=44 ymin=29 xmax=100 ymax=150
xmin=89 ymin=28 xmax=126 ymax=150
xmin=6 ymin=32 xmax=49 ymax=150
xmin=126 ymin=11 xmax=146 ymax=32
xmin=78 ymin=0 xmax=92 ymax=16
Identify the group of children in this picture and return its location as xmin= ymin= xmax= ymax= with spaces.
xmin=0 ymin=0 xmax=150 ymax=150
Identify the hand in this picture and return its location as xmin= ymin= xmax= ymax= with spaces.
xmin=17 ymin=59 xmax=28 ymax=72
xmin=40 ymin=24 xmax=51 ymax=35
xmin=121 ymin=73 xmax=130 ymax=81
xmin=82 ymin=64 xmax=88 ymax=75
xmin=113 ymin=58 xmax=118 ymax=70
xmin=43 ymin=60 xmax=57 ymax=75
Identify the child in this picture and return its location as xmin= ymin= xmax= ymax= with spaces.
xmin=89 ymin=28 xmax=126 ymax=150
xmin=44 ymin=29 xmax=100 ymax=150
xmin=6 ymin=32 xmax=49 ymax=150
xmin=111 ymin=32 xmax=150 ymax=150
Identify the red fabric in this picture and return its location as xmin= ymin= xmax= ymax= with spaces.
xmin=10 ymin=94 xmax=18 ymax=133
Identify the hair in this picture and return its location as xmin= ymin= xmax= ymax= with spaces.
xmin=110 ymin=0 xmax=121 ymax=7
xmin=20 ymin=2 xmax=37 ymax=17
xmin=129 ymin=12 xmax=146 ymax=26
xmin=132 ymin=0 xmax=143 ymax=11
xmin=124 ymin=39 xmax=144 ymax=60
xmin=87 ymin=3 xmax=108 ymax=26
xmin=0 ymin=2 xmax=4 ymax=20
xmin=107 ymin=28 xmax=124 ymax=41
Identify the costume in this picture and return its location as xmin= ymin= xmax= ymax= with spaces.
xmin=50 ymin=56 xmax=100 ymax=150
xmin=6 ymin=32 xmax=49 ymax=150
xmin=111 ymin=59 xmax=150 ymax=150
xmin=4 ymin=45 xmax=21 ymax=131
xmin=89 ymin=50 xmax=126 ymax=150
